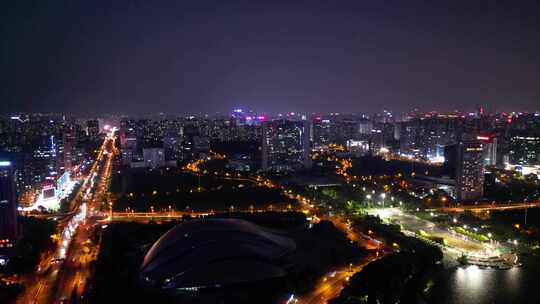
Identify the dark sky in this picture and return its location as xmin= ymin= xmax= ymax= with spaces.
xmin=1 ymin=1 xmax=539 ymax=115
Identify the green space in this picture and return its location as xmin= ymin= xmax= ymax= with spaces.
xmin=330 ymin=215 xmax=443 ymax=304
xmin=90 ymin=212 xmax=367 ymax=304
xmin=111 ymin=168 xmax=296 ymax=212
xmin=452 ymin=226 xmax=490 ymax=242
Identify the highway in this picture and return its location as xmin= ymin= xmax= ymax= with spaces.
xmin=51 ymin=130 xmax=117 ymax=303
xmin=15 ymin=129 xmax=117 ymax=304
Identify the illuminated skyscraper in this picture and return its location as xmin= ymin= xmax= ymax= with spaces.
xmin=261 ymin=119 xmax=311 ymax=172
xmin=455 ymin=140 xmax=484 ymax=202
xmin=508 ymin=133 xmax=540 ymax=166
xmin=0 ymin=160 xmax=18 ymax=248
xmin=478 ymin=135 xmax=498 ymax=166
xmin=62 ymin=126 xmax=77 ymax=172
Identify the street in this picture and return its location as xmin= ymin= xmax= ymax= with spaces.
xmin=15 ymin=130 xmax=116 ymax=304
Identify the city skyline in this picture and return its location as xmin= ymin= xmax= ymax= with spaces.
xmin=2 ymin=1 xmax=540 ymax=115
xmin=2 ymin=2 xmax=540 ymax=303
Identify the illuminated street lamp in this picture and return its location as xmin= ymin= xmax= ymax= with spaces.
xmin=380 ymin=193 xmax=386 ymax=208
xmin=366 ymin=194 xmax=372 ymax=208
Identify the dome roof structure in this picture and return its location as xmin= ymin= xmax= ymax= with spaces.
xmin=140 ymin=218 xmax=296 ymax=291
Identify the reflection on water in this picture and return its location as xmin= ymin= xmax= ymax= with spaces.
xmin=454 ymin=266 xmax=488 ymax=302
xmin=429 ymin=256 xmax=539 ymax=304
xmin=429 ymin=208 xmax=540 ymax=304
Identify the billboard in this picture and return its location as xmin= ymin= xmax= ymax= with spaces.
xmin=56 ymin=171 xmax=71 ymax=192
xmin=42 ymin=185 xmax=56 ymax=199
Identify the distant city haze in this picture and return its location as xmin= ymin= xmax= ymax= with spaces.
xmin=1 ymin=1 xmax=540 ymax=115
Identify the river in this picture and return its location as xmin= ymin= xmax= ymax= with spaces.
xmin=428 ymin=254 xmax=540 ymax=303
xmin=428 ymin=206 xmax=540 ymax=304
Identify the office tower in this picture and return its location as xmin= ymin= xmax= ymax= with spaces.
xmin=262 ymin=119 xmax=311 ymax=172
xmin=358 ymin=119 xmax=373 ymax=135
xmin=456 ymin=140 xmax=485 ymax=202
xmin=508 ymin=133 xmax=540 ymax=166
xmin=312 ymin=117 xmax=331 ymax=149
xmin=478 ymin=135 xmax=498 ymax=166
xmin=62 ymin=126 xmax=76 ymax=172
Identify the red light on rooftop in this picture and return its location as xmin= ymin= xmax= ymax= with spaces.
xmin=477 ymin=135 xmax=490 ymax=141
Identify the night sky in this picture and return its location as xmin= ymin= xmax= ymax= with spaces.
xmin=1 ymin=1 xmax=539 ymax=115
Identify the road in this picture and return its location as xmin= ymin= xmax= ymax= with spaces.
xmin=297 ymin=256 xmax=385 ymax=304
xmin=184 ymin=156 xmax=385 ymax=304
xmin=51 ymin=131 xmax=116 ymax=303
xmin=435 ymin=201 xmax=540 ymax=212
xmin=332 ymin=154 xmax=539 ymax=214
xmin=298 ymin=264 xmax=361 ymax=304
xmin=15 ymin=130 xmax=117 ymax=304
xmin=369 ymin=208 xmax=493 ymax=255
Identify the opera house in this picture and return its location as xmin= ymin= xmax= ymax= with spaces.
xmin=140 ymin=218 xmax=296 ymax=292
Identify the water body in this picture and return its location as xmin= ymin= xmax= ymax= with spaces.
xmin=429 ymin=255 xmax=540 ymax=304
xmin=429 ymin=207 xmax=540 ymax=304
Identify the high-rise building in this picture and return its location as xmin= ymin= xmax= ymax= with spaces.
xmin=262 ymin=119 xmax=311 ymax=172
xmin=358 ymin=119 xmax=373 ymax=135
xmin=62 ymin=127 xmax=77 ymax=172
xmin=143 ymin=148 xmax=165 ymax=169
xmin=0 ymin=159 xmax=18 ymax=248
xmin=193 ymin=136 xmax=210 ymax=156
xmin=312 ymin=117 xmax=332 ymax=149
xmin=478 ymin=135 xmax=498 ymax=166
xmin=508 ymin=133 xmax=540 ymax=166
xmin=121 ymin=133 xmax=138 ymax=166
xmin=455 ymin=140 xmax=485 ymax=202
xmin=163 ymin=132 xmax=183 ymax=162
xmin=86 ymin=120 xmax=100 ymax=140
